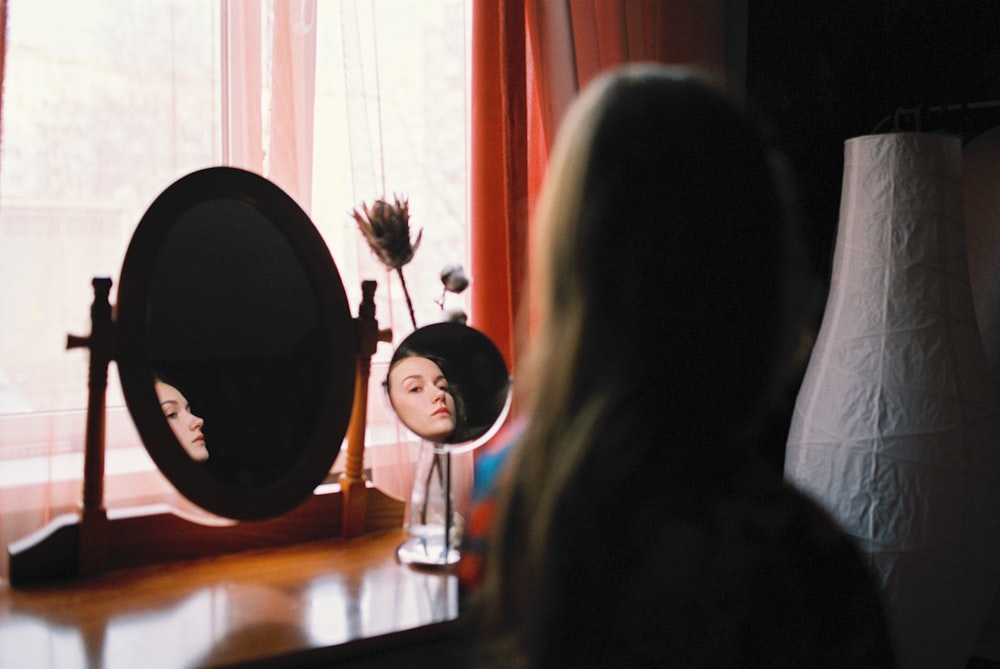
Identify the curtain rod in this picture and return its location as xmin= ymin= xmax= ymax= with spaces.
xmin=872 ymin=99 xmax=1000 ymax=134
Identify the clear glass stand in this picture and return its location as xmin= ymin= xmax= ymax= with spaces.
xmin=396 ymin=442 xmax=462 ymax=568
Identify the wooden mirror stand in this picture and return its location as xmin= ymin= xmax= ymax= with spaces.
xmin=7 ymin=279 xmax=402 ymax=586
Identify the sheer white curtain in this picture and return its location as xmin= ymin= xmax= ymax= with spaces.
xmin=0 ymin=0 xmax=470 ymax=559
xmin=315 ymin=0 xmax=474 ymax=503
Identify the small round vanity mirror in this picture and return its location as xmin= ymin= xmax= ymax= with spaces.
xmin=116 ymin=167 xmax=356 ymax=520
xmin=385 ymin=321 xmax=511 ymax=567
xmin=385 ymin=321 xmax=511 ymax=451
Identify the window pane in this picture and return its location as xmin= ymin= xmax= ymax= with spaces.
xmin=0 ymin=0 xmax=221 ymax=413
xmin=0 ymin=0 xmax=470 ymax=422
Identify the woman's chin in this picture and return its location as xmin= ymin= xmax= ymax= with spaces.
xmin=418 ymin=426 xmax=454 ymax=443
xmin=186 ymin=445 xmax=210 ymax=462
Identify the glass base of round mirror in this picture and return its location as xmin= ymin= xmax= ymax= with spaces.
xmin=396 ymin=537 xmax=461 ymax=568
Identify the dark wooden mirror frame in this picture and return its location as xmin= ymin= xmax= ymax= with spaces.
xmin=117 ymin=166 xmax=355 ymax=520
xmin=7 ymin=167 xmax=403 ymax=585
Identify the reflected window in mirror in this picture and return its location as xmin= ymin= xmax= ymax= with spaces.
xmin=0 ymin=1 xmax=471 ymax=533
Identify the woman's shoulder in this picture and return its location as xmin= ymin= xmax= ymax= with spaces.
xmin=702 ymin=461 xmax=878 ymax=590
xmin=721 ymin=461 xmax=860 ymax=545
xmin=603 ymin=461 xmax=898 ymax=668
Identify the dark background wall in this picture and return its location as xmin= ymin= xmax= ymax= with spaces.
xmin=746 ymin=0 xmax=1000 ymax=282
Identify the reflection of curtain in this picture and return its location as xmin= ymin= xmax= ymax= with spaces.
xmin=224 ymin=0 xmax=318 ymax=212
xmin=469 ymin=0 xmax=730 ymax=377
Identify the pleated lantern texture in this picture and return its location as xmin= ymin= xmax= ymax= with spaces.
xmin=784 ymin=132 xmax=1000 ymax=669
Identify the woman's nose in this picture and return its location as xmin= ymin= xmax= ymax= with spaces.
xmin=190 ymin=413 xmax=204 ymax=431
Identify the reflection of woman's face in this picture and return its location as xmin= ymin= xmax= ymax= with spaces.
xmin=387 ymin=356 xmax=456 ymax=443
xmin=155 ymin=381 xmax=208 ymax=462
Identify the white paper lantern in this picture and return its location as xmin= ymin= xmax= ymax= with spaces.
xmin=784 ymin=132 xmax=1000 ymax=669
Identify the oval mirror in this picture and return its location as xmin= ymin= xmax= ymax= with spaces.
xmin=385 ymin=321 xmax=511 ymax=452
xmin=116 ymin=167 xmax=356 ymax=520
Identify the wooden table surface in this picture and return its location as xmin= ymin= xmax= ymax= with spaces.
xmin=0 ymin=529 xmax=460 ymax=668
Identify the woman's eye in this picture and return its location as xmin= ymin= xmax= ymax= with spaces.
xmin=164 ymin=412 xmax=177 ymax=420
xmin=407 ymin=386 xmax=421 ymax=394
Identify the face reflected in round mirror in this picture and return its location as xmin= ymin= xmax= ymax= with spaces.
xmin=385 ymin=322 xmax=511 ymax=449
xmin=386 ymin=354 xmax=461 ymax=443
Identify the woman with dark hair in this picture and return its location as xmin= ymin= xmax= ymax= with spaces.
xmin=470 ymin=64 xmax=895 ymax=668
xmin=385 ymin=343 xmax=468 ymax=444
xmin=154 ymin=374 xmax=208 ymax=462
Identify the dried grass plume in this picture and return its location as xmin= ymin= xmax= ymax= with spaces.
xmin=352 ymin=194 xmax=422 ymax=329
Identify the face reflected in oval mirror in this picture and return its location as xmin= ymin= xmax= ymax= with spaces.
xmin=116 ymin=167 xmax=356 ymax=521
xmin=154 ymin=377 xmax=208 ymax=463
xmin=385 ymin=322 xmax=511 ymax=448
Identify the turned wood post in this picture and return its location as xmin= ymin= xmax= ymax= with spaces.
xmin=340 ymin=280 xmax=391 ymax=538
xmin=66 ymin=276 xmax=115 ymax=576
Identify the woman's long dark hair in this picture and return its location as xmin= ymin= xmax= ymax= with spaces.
xmin=479 ymin=64 xmax=800 ymax=665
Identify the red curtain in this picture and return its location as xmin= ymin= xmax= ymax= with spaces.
xmin=469 ymin=0 xmax=527 ymax=373
xmin=469 ymin=0 xmax=730 ymax=377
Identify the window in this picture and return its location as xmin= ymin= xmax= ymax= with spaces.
xmin=0 ymin=0 xmax=470 ymax=525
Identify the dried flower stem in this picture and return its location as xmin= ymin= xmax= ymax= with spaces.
xmin=351 ymin=194 xmax=422 ymax=331
xmin=396 ymin=267 xmax=417 ymax=330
